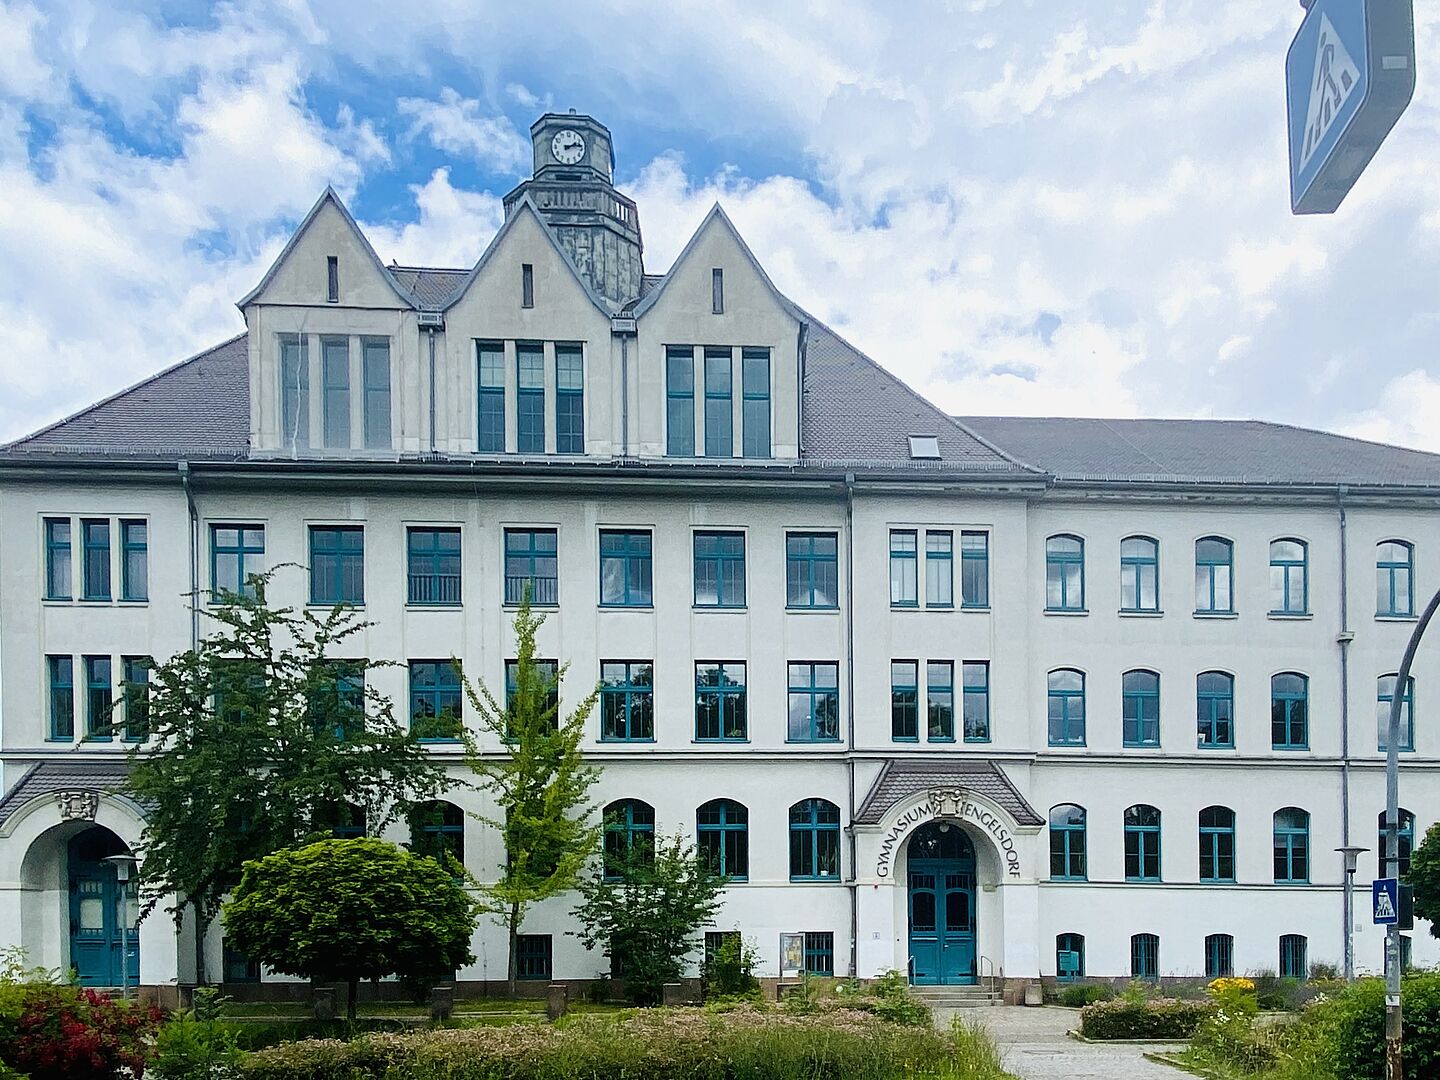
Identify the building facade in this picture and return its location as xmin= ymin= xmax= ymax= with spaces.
xmin=1 ymin=112 xmax=1439 ymax=997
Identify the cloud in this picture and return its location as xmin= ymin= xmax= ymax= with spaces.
xmin=1341 ymin=370 xmax=1440 ymax=453
xmin=362 ymin=168 xmax=504 ymax=269
xmin=396 ymin=88 xmax=528 ymax=172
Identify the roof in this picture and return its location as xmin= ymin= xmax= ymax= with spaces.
xmin=0 ymin=760 xmax=133 ymax=828
xmin=958 ymin=416 xmax=1440 ymax=489
xmin=855 ymin=760 xmax=1043 ymax=827
xmin=390 ymin=266 xmax=468 ymax=309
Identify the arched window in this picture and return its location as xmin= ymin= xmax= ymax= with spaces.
xmin=1269 ymin=538 xmax=1309 ymax=615
xmin=1378 ymin=808 xmax=1416 ymax=878
xmin=1131 ymin=933 xmax=1159 ymax=980
xmin=1199 ymin=806 xmax=1236 ymax=883
xmin=1124 ymin=804 xmax=1162 ymax=882
xmin=1120 ymin=536 xmax=1159 ymax=613
xmin=603 ymin=799 xmax=655 ymax=879
xmin=1049 ymin=804 xmax=1087 ymax=881
xmin=409 ymin=800 xmax=464 ymax=867
xmin=1122 ymin=670 xmax=1161 ymax=747
xmin=1197 ymin=671 xmax=1235 ymax=749
xmin=1378 ymin=674 xmax=1415 ymax=752
xmin=1377 ymin=540 xmax=1415 ymax=617
xmin=1205 ymin=933 xmax=1234 ymax=978
xmin=1195 ymin=537 xmax=1234 ymax=614
xmin=1048 ymin=669 xmax=1086 ymax=746
xmin=697 ymin=799 xmax=748 ymax=880
xmin=1045 ymin=535 xmax=1085 ymax=612
xmin=1057 ymin=933 xmax=1085 ymax=981
xmin=1279 ymin=934 xmax=1308 ymax=979
xmin=1273 ymin=808 xmax=1310 ymax=883
xmin=1272 ymin=672 xmax=1309 ymax=750
xmin=789 ymin=799 xmax=841 ymax=881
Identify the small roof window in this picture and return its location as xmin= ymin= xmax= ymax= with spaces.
xmin=908 ymin=434 xmax=941 ymax=459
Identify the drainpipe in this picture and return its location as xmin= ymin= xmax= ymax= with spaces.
xmin=844 ymin=473 xmax=858 ymax=977
xmin=427 ymin=327 xmax=437 ymax=453
xmin=1337 ymin=488 xmax=1356 ymax=980
xmin=178 ymin=459 xmax=204 ymax=986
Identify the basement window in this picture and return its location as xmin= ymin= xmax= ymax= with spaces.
xmin=908 ymin=435 xmax=940 ymax=459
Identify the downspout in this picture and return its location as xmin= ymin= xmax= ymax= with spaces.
xmin=844 ymin=473 xmax=858 ymax=977
xmin=178 ymin=459 xmax=204 ymax=986
xmin=427 ymin=327 xmax=437 ymax=453
xmin=1337 ymin=488 xmax=1355 ymax=979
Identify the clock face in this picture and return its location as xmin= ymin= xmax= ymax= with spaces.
xmin=551 ymin=129 xmax=586 ymax=165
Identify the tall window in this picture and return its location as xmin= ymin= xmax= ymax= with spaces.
xmin=696 ymin=662 xmax=746 ymax=741
xmin=1279 ymin=935 xmax=1308 ymax=980
xmin=361 ymin=338 xmax=390 ymax=449
xmin=1057 ymin=933 xmax=1085 ymax=980
xmin=410 ymin=800 xmax=464 ymax=866
xmin=1124 ymin=804 xmax=1162 ymax=882
xmin=1120 ymin=536 xmax=1159 ymax=612
xmin=120 ymin=520 xmax=147 ymax=601
xmin=786 ymin=532 xmax=838 ymax=608
xmin=789 ymin=799 xmax=841 ymax=881
xmin=891 ymin=661 xmax=919 ymax=742
xmin=311 ymin=661 xmax=365 ymax=741
xmin=44 ymin=517 xmax=71 ymax=600
xmin=926 ymin=661 xmax=954 ymax=741
xmin=788 ymin=662 xmax=840 ymax=742
xmin=1131 ymin=933 xmax=1159 ymax=980
xmin=1377 ymin=540 xmax=1414 ymax=617
xmin=1045 ymin=534 xmax=1085 ymax=611
xmin=84 ymin=655 xmax=112 ymax=740
xmin=962 ymin=661 xmax=990 ymax=742
xmin=1122 ymin=669 xmax=1161 ymax=747
xmin=556 ymin=343 xmax=584 ymax=453
xmin=476 ymin=340 xmax=505 ymax=452
xmin=326 ymin=255 xmax=339 ymax=302
xmin=1048 ymin=669 xmax=1086 ymax=746
xmin=960 ymin=531 xmax=989 ymax=608
xmin=1269 ymin=538 xmax=1309 ymax=614
xmin=516 ymin=343 xmax=545 ymax=453
xmin=280 ymin=333 xmax=309 ymax=447
xmin=1378 ymin=674 xmax=1415 ymax=751
xmin=693 ymin=531 xmax=745 ymax=607
xmin=890 ymin=530 xmax=918 ymax=607
xmin=703 ymin=348 xmax=732 ymax=457
xmin=521 ymin=263 xmax=534 ymax=308
xmin=926 ymin=531 xmax=954 ymax=608
xmin=1272 ymin=672 xmax=1309 ymax=750
xmin=600 ymin=529 xmax=652 ymax=607
xmin=804 ymin=932 xmax=835 ymax=976
xmin=409 ymin=660 xmax=462 ymax=741
xmin=1195 ymin=537 xmax=1234 ymax=613
xmin=48 ymin=655 xmax=74 ymax=740
xmin=1205 ymin=934 xmax=1234 ymax=978
xmin=309 ymin=525 xmax=364 ymax=605
xmin=1273 ymin=807 xmax=1310 ymax=883
xmin=121 ymin=656 xmax=150 ymax=742
xmin=1197 ymin=671 xmax=1235 ymax=749
xmin=1199 ymin=806 xmax=1236 ymax=883
xmin=1378 ymin=809 xmax=1416 ymax=879
xmin=321 ymin=336 xmax=349 ymax=448
xmin=741 ymin=347 xmax=770 ymax=457
xmin=517 ymin=935 xmax=551 ymax=980
xmin=211 ymin=525 xmax=265 ymax=600
xmin=505 ymin=659 xmax=559 ymax=719
xmin=1049 ymin=804 xmax=1087 ymax=880
xmin=81 ymin=519 xmax=110 ymax=601
xmin=696 ymin=799 xmax=748 ymax=879
xmin=407 ymin=527 xmax=461 ymax=606
xmin=603 ymin=799 xmax=655 ymax=878
xmin=666 ymin=345 xmax=695 ymax=456
xmin=504 ymin=528 xmax=558 ymax=606
xmin=600 ymin=661 xmax=654 ymax=742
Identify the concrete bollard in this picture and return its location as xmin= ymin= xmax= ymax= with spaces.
xmin=430 ymin=984 xmax=454 ymax=1022
xmin=546 ymin=983 xmax=568 ymax=1020
xmin=313 ymin=985 xmax=336 ymax=1021
xmin=662 ymin=982 xmax=684 ymax=1006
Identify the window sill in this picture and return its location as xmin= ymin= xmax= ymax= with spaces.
xmin=694 ymin=738 xmax=749 ymax=745
xmin=1194 ymin=610 xmax=1238 ymax=619
xmin=789 ymin=877 xmax=843 ymax=884
xmin=600 ymin=604 xmax=655 ymax=611
xmin=45 ymin=737 xmax=75 ymax=744
xmin=786 ymin=606 xmax=840 ymax=613
xmin=1050 ymin=877 xmax=1087 ymax=884
xmin=1119 ymin=609 xmax=1164 ymax=617
xmin=960 ymin=605 xmax=991 ymax=613
xmin=42 ymin=598 xmax=73 ymax=605
xmin=891 ymin=736 xmax=920 ymax=744
xmin=406 ymin=603 xmax=463 ymax=611
xmin=599 ymin=738 xmax=656 ymax=744
xmin=1200 ymin=879 xmax=1237 ymax=886
xmin=308 ymin=602 xmax=366 ymax=610
xmin=502 ymin=603 xmax=558 ymax=610
xmin=1122 ymin=744 xmax=1163 ymax=750
xmin=1273 ymin=745 xmax=1310 ymax=752
xmin=1198 ymin=745 xmax=1238 ymax=752
xmin=1043 ymin=608 xmax=1089 ymax=616
xmin=1376 ymin=614 xmax=1419 ymax=623
xmin=692 ymin=606 xmax=747 ymax=613
xmin=785 ymin=739 xmax=844 ymax=746
xmin=417 ymin=737 xmax=463 ymax=745
xmin=118 ymin=599 xmax=148 ymax=606
xmin=1267 ymin=612 xmax=1313 ymax=620
xmin=1048 ymin=743 xmax=1088 ymax=749
xmin=79 ymin=598 xmax=115 ymax=605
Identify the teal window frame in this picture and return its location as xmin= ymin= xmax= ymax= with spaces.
xmin=311 ymin=660 xmax=365 ymax=741
xmin=786 ymin=532 xmax=838 ymax=609
xmin=44 ymin=517 xmax=71 ymax=601
xmin=279 ymin=333 xmax=309 ymax=447
xmin=516 ymin=342 xmax=545 ymax=453
xmin=1045 ymin=534 xmax=1085 ymax=611
xmin=1057 ymin=933 xmax=1085 ymax=980
xmin=693 ymin=530 xmax=745 ymax=608
xmin=1377 ymin=674 xmax=1415 ymax=752
xmin=505 ymin=658 xmax=559 ymax=720
xmin=1047 ymin=669 xmax=1086 ymax=746
xmin=703 ymin=347 xmax=733 ymax=457
xmin=697 ymin=798 xmax=748 ymax=880
xmin=407 ymin=527 xmax=461 ymax=606
xmin=1378 ymin=809 xmax=1415 ymax=878
xmin=410 ymin=800 xmax=464 ymax=866
xmin=1124 ymin=804 xmax=1162 ymax=882
xmin=504 ymin=528 xmax=558 ymax=606
xmin=1120 ymin=535 xmax=1159 ymax=612
xmin=804 ymin=932 xmax=835 ymax=976
xmin=925 ymin=530 xmax=954 ymax=608
xmin=1377 ymin=540 xmax=1414 ymax=617
xmin=666 ymin=345 xmax=695 ymax=456
xmin=321 ymin=336 xmax=350 ymax=448
xmin=1122 ymin=669 xmax=1161 ymax=747
xmin=1279 ymin=934 xmax=1307 ymax=979
xmin=121 ymin=656 xmax=150 ymax=742
xmin=960 ymin=530 xmax=989 ymax=609
xmin=81 ymin=518 xmax=110 ymax=601
xmin=741 ymin=347 xmax=770 ymax=458
xmin=409 ymin=660 xmax=462 ymax=742
xmin=787 ymin=662 xmax=840 ymax=742
xmin=891 ymin=661 xmax=919 ymax=742
xmin=516 ymin=935 xmax=552 ymax=980
xmin=1195 ymin=536 xmax=1234 ymax=613
xmin=119 ymin=519 xmax=147 ymax=601
xmin=1197 ymin=671 xmax=1235 ymax=749
xmin=603 ymin=799 xmax=655 ymax=879
xmin=84 ymin=654 xmax=113 ymax=742
xmin=1131 ymin=933 xmax=1159 ymax=980
xmin=890 ymin=530 xmax=918 ymax=607
xmin=1049 ymin=804 xmax=1086 ymax=881
xmin=695 ymin=662 xmax=746 ymax=741
xmin=1205 ymin=934 xmax=1234 ymax=978
xmin=210 ymin=524 xmax=265 ymax=601
xmin=476 ymin=340 xmax=505 ymax=453
xmin=1269 ymin=538 xmax=1309 ymax=615
xmin=600 ymin=661 xmax=654 ymax=742
xmin=788 ymin=798 xmax=841 ymax=881
xmin=962 ymin=661 xmax=990 ymax=742
xmin=47 ymin=655 xmax=74 ymax=741
xmin=309 ymin=525 xmax=364 ymax=605
xmin=556 ymin=343 xmax=584 ymax=453
xmin=1198 ymin=805 xmax=1236 ymax=883
xmin=926 ymin=660 xmax=955 ymax=742
xmin=599 ymin=529 xmax=652 ymax=607
xmin=1271 ymin=672 xmax=1309 ymax=750
xmin=361 ymin=337 xmax=390 ymax=449
xmin=1273 ymin=808 xmax=1310 ymax=883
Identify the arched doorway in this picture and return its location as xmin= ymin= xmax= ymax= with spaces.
xmin=907 ymin=820 xmax=976 ymax=985
xmin=67 ymin=827 xmax=138 ymax=988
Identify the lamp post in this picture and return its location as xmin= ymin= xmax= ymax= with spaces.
xmin=102 ymin=854 xmax=139 ymax=1000
xmin=1336 ymin=845 xmax=1368 ymax=982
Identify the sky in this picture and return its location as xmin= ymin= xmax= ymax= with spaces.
xmin=2 ymin=0 xmax=1439 ymax=450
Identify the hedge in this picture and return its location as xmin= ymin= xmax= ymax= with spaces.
xmin=1327 ymin=972 xmax=1440 ymax=1080
xmin=1079 ymin=997 xmax=1215 ymax=1040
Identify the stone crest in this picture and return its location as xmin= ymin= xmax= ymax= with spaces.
xmin=55 ymin=790 xmax=100 ymax=821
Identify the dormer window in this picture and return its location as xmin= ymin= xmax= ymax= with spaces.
xmin=908 ymin=435 xmax=940 ymax=459
xmin=522 ymin=264 xmax=534 ymax=309
xmin=712 ymin=268 xmax=724 ymax=314
xmin=326 ymin=256 xmax=339 ymax=303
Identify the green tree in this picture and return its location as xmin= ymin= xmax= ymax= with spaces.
xmin=124 ymin=568 xmax=448 ymax=982
xmin=1410 ymin=820 xmax=1440 ymax=935
xmin=223 ymin=838 xmax=475 ymax=1020
xmin=459 ymin=593 xmax=601 ymax=997
xmin=572 ymin=830 xmax=727 ymax=1005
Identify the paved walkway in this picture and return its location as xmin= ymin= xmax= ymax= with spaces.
xmin=937 ymin=1006 xmax=1186 ymax=1080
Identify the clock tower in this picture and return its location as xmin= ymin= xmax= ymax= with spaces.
xmin=503 ymin=111 xmax=644 ymax=308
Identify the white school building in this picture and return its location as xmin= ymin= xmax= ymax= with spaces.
xmin=1 ymin=111 xmax=1438 ymax=999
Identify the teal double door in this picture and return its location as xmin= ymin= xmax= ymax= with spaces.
xmin=67 ymin=828 xmax=138 ymax=988
xmin=907 ymin=822 xmax=976 ymax=985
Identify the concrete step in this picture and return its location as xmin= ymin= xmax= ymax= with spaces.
xmin=909 ymin=986 xmax=1004 ymax=1008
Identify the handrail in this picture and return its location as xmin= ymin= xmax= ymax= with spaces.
xmin=978 ymin=955 xmax=997 ymax=997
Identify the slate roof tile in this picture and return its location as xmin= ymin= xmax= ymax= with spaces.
xmin=0 ymin=760 xmax=133 ymax=828
xmin=855 ymin=760 xmax=1043 ymax=826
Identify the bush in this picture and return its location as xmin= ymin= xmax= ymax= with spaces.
xmin=1250 ymin=969 xmax=1307 ymax=1012
xmin=1326 ymin=971 xmax=1440 ymax=1080
xmin=1059 ymin=984 xmax=1113 ymax=1008
xmin=10 ymin=985 xmax=164 ymax=1080
xmin=840 ymin=970 xmax=933 ymax=1028
xmin=702 ymin=935 xmax=760 ymax=1000
xmin=1079 ymin=996 xmax=1215 ymax=1040
xmin=151 ymin=987 xmax=242 ymax=1080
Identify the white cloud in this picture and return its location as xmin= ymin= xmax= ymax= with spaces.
xmin=396 ymin=88 xmax=528 ymax=172
xmin=363 ymin=168 xmax=503 ymax=269
xmin=0 ymin=1 xmax=57 ymax=100
xmin=1341 ymin=370 xmax=1440 ymax=453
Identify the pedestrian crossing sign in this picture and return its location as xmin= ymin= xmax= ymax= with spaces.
xmin=1374 ymin=878 xmax=1399 ymax=925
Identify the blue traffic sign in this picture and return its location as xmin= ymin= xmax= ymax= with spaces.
xmin=1286 ymin=0 xmax=1415 ymax=215
xmin=1374 ymin=877 xmax=1400 ymax=925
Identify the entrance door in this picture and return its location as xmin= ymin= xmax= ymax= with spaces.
xmin=906 ymin=821 xmax=976 ymax=985
xmin=67 ymin=828 xmax=138 ymax=988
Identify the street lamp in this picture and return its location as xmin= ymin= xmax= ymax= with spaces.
xmin=1336 ymin=845 xmax=1368 ymax=982
xmin=102 ymin=854 xmax=139 ymax=1000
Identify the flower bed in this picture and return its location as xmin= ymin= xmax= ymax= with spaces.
xmin=1078 ymin=996 xmax=1216 ymax=1041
